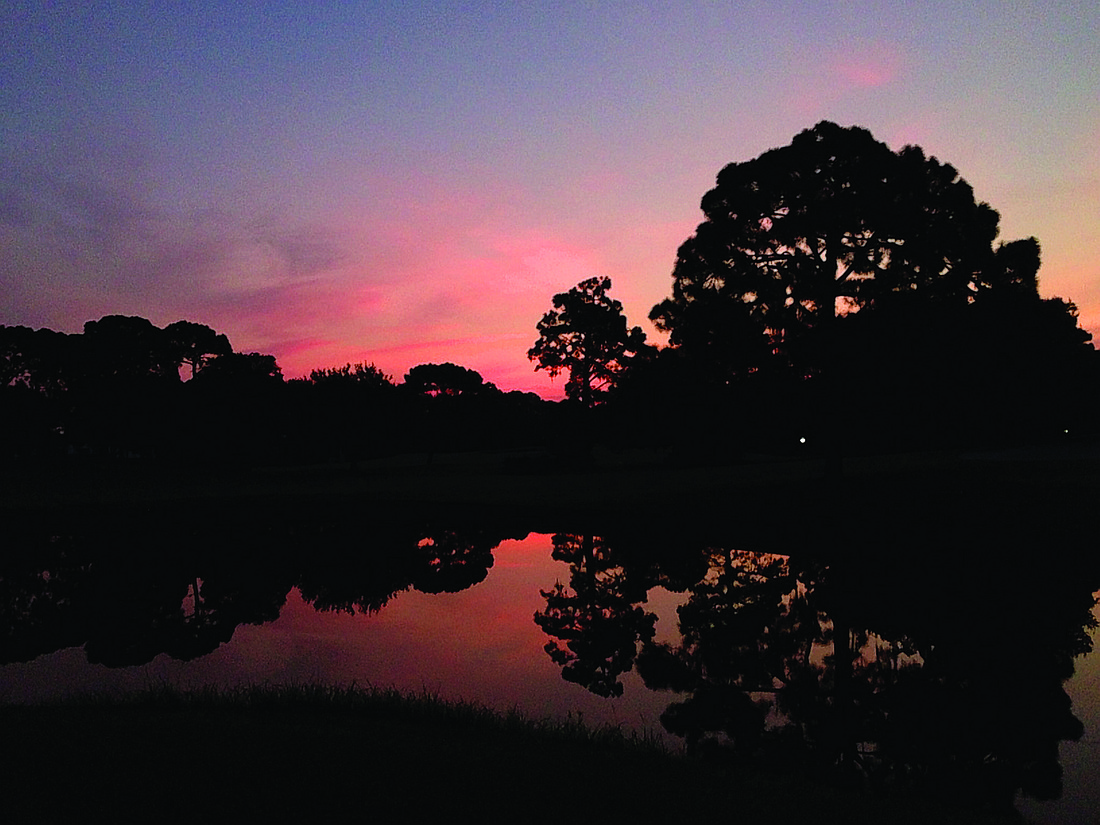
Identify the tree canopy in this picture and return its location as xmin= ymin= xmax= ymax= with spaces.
xmin=81 ymin=315 xmax=181 ymax=387
xmin=193 ymin=352 xmax=283 ymax=388
xmin=528 ymin=276 xmax=650 ymax=407
xmin=649 ymin=121 xmax=1045 ymax=380
xmin=307 ymin=361 xmax=393 ymax=390
xmin=403 ymin=362 xmax=492 ymax=397
xmin=165 ymin=320 xmax=232 ymax=379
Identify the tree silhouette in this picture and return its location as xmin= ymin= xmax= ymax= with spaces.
xmin=410 ymin=528 xmax=498 ymax=594
xmin=0 ymin=325 xmax=76 ymax=394
xmin=637 ymin=550 xmax=824 ymax=755
xmin=164 ymin=320 xmax=232 ymax=379
xmin=403 ymin=362 xmax=493 ymax=397
xmin=0 ymin=526 xmax=293 ymax=668
xmin=528 ymin=276 xmax=650 ymax=407
xmin=192 ymin=352 xmax=283 ymax=387
xmin=307 ymin=361 xmax=394 ymax=391
xmin=534 ymin=533 xmax=657 ymax=697
xmin=80 ymin=315 xmax=180 ymax=388
xmin=827 ymin=288 xmax=1098 ymax=446
xmin=649 ymin=121 xmax=1044 ymax=381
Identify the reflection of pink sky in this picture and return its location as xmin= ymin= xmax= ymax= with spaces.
xmin=0 ymin=534 xmax=680 ymax=742
xmin=245 ymin=533 xmax=682 ymax=735
xmin=2 ymin=536 xmax=1098 ymax=813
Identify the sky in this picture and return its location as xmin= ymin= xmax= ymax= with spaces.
xmin=2 ymin=1 xmax=1098 ymax=396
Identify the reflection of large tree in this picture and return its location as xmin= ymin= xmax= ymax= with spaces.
xmin=534 ymin=534 xmax=658 ymax=697
xmin=853 ymin=544 xmax=1098 ymax=804
xmin=637 ymin=550 xmax=828 ymax=755
xmin=411 ymin=529 xmax=496 ymax=594
xmin=529 ymin=520 xmax=1099 ymax=812
xmin=629 ymin=541 xmax=1097 ymax=810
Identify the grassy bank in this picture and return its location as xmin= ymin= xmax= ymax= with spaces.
xmin=2 ymin=684 xmax=1020 ymax=824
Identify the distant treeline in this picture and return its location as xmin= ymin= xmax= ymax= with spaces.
xmin=0 ymin=316 xmax=561 ymax=466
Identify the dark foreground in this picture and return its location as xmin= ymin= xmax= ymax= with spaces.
xmin=3 ymin=443 xmax=1095 ymax=823
xmin=2 ymin=686 xmax=1021 ymax=824
xmin=6 ymin=438 xmax=1100 ymax=548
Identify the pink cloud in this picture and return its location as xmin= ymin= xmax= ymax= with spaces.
xmin=831 ymin=46 xmax=900 ymax=89
xmin=785 ymin=41 xmax=904 ymax=120
xmin=208 ymin=157 xmax=695 ymax=395
xmin=264 ymin=192 xmax=615 ymax=392
xmin=0 ymin=138 xmax=676 ymax=400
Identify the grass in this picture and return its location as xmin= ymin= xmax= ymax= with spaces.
xmin=1 ymin=683 xmax=1025 ymax=824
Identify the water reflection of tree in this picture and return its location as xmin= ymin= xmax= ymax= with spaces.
xmin=298 ymin=525 xmax=500 ymax=614
xmin=535 ymin=531 xmax=1098 ymax=811
xmin=855 ymin=545 xmax=1098 ymax=805
xmin=0 ymin=530 xmax=291 ymax=667
xmin=534 ymin=533 xmax=664 ymax=697
xmin=533 ymin=530 xmax=712 ymax=698
xmin=1 ymin=518 xmax=504 ymax=667
xmin=636 ymin=550 xmax=828 ymax=756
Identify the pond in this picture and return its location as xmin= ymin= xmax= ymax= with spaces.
xmin=0 ymin=533 xmax=679 ymax=734
xmin=1 ymin=504 xmax=1097 ymax=824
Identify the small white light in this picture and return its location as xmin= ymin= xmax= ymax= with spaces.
xmin=799 ymin=437 xmax=806 ymax=444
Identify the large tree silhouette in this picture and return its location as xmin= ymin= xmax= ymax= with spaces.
xmin=649 ymin=121 xmax=1046 ymax=381
xmin=192 ymin=352 xmax=283 ymax=387
xmin=529 ymin=276 xmax=650 ymax=407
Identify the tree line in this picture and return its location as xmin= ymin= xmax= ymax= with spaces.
xmin=0 ymin=315 xmax=555 ymax=466
xmin=3 ymin=121 xmax=1097 ymax=467
xmin=527 ymin=122 xmax=1099 ymax=452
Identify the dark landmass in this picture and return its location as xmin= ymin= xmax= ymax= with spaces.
xmin=1 ymin=685 xmax=1019 ymax=824
xmin=5 ymin=438 xmax=1098 ymax=551
xmin=2 ymin=447 xmax=1096 ymax=825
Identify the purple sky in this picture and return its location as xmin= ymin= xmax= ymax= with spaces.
xmin=2 ymin=2 xmax=1097 ymax=395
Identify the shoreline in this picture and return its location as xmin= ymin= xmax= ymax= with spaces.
xmin=1 ymin=683 xmax=1020 ymax=824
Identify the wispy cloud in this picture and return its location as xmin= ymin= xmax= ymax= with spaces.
xmin=784 ymin=40 xmax=905 ymax=120
xmin=830 ymin=44 xmax=901 ymax=89
xmin=0 ymin=136 xmax=358 ymax=342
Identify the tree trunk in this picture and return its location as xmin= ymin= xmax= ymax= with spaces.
xmin=821 ymin=234 xmax=853 ymax=769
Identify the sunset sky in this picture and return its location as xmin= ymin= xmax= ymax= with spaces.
xmin=3 ymin=1 xmax=1097 ymax=396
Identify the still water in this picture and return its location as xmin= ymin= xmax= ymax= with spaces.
xmin=0 ymin=534 xmax=678 ymax=734
xmin=2 ymin=519 xmax=1097 ymax=823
